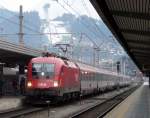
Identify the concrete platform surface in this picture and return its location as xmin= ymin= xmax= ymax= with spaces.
xmin=0 ymin=96 xmax=24 ymax=112
xmin=105 ymin=84 xmax=150 ymax=118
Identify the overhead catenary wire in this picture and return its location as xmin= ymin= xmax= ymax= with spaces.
xmin=0 ymin=3 xmax=74 ymax=39
xmin=61 ymin=0 xmax=109 ymax=42
xmin=56 ymin=1 xmax=98 ymax=48
xmin=57 ymin=0 xmax=106 ymax=49
xmin=0 ymin=32 xmax=80 ymax=36
xmin=65 ymin=0 xmax=117 ymax=52
xmin=0 ymin=15 xmax=41 ymax=33
xmin=81 ymin=0 xmax=109 ymax=41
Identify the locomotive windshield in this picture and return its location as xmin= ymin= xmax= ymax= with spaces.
xmin=32 ymin=63 xmax=54 ymax=79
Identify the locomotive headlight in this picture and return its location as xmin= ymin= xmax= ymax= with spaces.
xmin=27 ymin=81 xmax=32 ymax=88
xmin=54 ymin=81 xmax=58 ymax=87
xmin=41 ymin=72 xmax=45 ymax=76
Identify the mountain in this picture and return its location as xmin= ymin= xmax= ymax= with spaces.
xmin=53 ymin=13 xmax=124 ymax=63
xmin=54 ymin=13 xmax=113 ymax=45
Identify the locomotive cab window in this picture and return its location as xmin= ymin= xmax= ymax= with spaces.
xmin=32 ymin=63 xmax=54 ymax=79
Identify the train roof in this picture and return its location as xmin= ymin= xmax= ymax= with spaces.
xmin=31 ymin=56 xmax=64 ymax=65
xmin=75 ymin=61 xmax=130 ymax=78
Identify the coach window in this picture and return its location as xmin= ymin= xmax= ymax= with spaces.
xmin=94 ymin=73 xmax=96 ymax=80
xmin=89 ymin=73 xmax=91 ymax=80
xmin=87 ymin=72 xmax=89 ymax=80
xmin=101 ymin=74 xmax=103 ymax=80
xmin=98 ymin=73 xmax=100 ymax=81
xmin=89 ymin=72 xmax=91 ymax=80
xmin=82 ymin=72 xmax=84 ymax=80
xmin=86 ymin=72 xmax=88 ymax=80
xmin=88 ymin=72 xmax=90 ymax=80
xmin=81 ymin=71 xmax=83 ymax=80
xmin=84 ymin=71 xmax=86 ymax=81
xmin=97 ymin=73 xmax=99 ymax=79
xmin=80 ymin=72 xmax=82 ymax=80
xmin=82 ymin=72 xmax=85 ymax=80
xmin=83 ymin=71 xmax=85 ymax=80
xmin=86 ymin=72 xmax=89 ymax=81
xmin=90 ymin=73 xmax=92 ymax=80
xmin=95 ymin=73 xmax=98 ymax=80
xmin=84 ymin=71 xmax=87 ymax=81
xmin=93 ymin=73 xmax=96 ymax=80
xmin=83 ymin=72 xmax=85 ymax=80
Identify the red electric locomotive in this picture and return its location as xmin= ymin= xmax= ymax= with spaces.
xmin=26 ymin=53 xmax=80 ymax=102
xmin=26 ymin=53 xmax=132 ymax=103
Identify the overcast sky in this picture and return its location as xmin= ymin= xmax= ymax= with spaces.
xmin=0 ymin=0 xmax=101 ymax=20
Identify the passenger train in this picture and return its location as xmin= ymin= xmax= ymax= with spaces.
xmin=26 ymin=53 xmax=132 ymax=102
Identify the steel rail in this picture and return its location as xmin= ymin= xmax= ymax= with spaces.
xmin=0 ymin=106 xmax=46 ymax=118
xmin=70 ymin=86 xmax=139 ymax=118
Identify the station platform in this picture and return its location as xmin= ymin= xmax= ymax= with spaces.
xmin=0 ymin=96 xmax=24 ymax=113
xmin=105 ymin=83 xmax=150 ymax=118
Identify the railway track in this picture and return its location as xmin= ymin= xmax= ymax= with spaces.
xmin=0 ymin=86 xmax=139 ymax=118
xmin=70 ymin=86 xmax=139 ymax=118
xmin=0 ymin=106 xmax=45 ymax=118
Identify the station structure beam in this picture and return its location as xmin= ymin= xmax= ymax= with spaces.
xmin=111 ymin=10 xmax=150 ymax=20
xmin=121 ymin=29 xmax=150 ymax=37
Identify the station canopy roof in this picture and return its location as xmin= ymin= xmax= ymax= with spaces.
xmin=90 ymin=0 xmax=150 ymax=73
